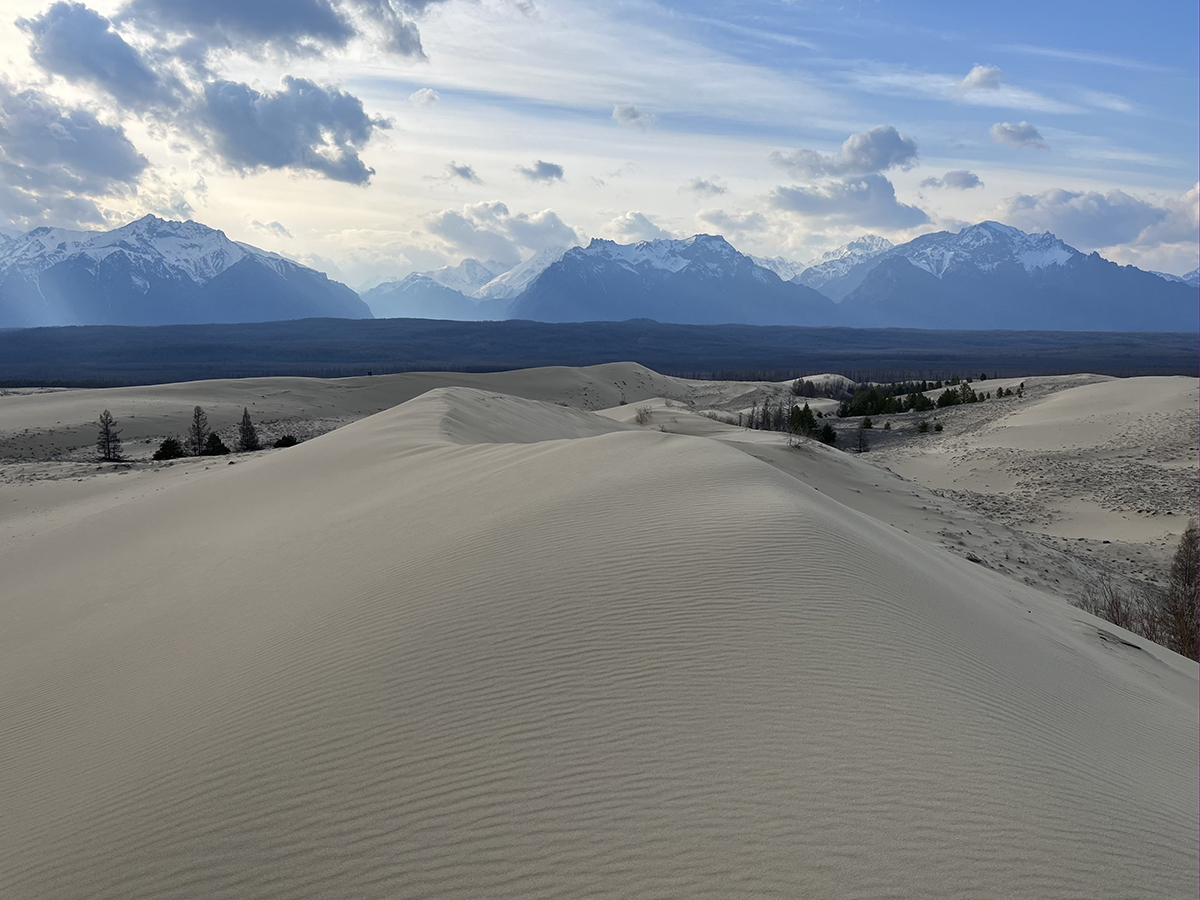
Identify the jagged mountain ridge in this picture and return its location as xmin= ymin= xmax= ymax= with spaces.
xmin=0 ymin=216 xmax=371 ymax=327
xmin=506 ymin=234 xmax=839 ymax=325
xmin=795 ymin=235 xmax=894 ymax=300
xmin=836 ymin=222 xmax=1197 ymax=331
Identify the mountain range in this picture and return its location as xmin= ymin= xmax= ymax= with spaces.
xmin=365 ymin=223 xmax=1197 ymax=331
xmin=0 ymin=216 xmax=370 ymax=328
xmin=0 ymin=216 xmax=1195 ymax=331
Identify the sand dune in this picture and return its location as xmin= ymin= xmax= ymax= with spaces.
xmin=1 ymin=385 xmax=1195 ymax=898
xmin=0 ymin=362 xmax=693 ymax=461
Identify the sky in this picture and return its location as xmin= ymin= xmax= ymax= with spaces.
xmin=0 ymin=0 xmax=1196 ymax=288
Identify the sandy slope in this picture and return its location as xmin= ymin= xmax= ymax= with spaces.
xmin=0 ymin=362 xmax=693 ymax=462
xmin=0 ymin=387 xmax=1195 ymax=899
xmin=873 ymin=375 xmax=1199 ymax=583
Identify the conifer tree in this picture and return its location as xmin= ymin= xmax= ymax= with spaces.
xmin=96 ymin=409 xmax=124 ymax=461
xmin=237 ymin=407 xmax=261 ymax=452
xmin=186 ymin=406 xmax=210 ymax=456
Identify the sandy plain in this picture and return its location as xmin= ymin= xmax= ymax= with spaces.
xmin=0 ymin=363 xmax=1196 ymax=898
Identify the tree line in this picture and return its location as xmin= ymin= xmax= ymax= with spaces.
xmin=96 ymin=406 xmax=297 ymax=462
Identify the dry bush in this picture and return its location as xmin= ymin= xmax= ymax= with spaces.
xmin=633 ymin=406 xmax=653 ymax=425
xmin=1078 ymin=527 xmax=1197 ymax=660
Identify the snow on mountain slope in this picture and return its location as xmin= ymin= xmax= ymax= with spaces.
xmin=0 ymin=215 xmax=289 ymax=284
xmin=897 ymin=221 xmax=1078 ymax=278
xmin=797 ymin=235 xmax=893 ymax=294
xmin=750 ymin=254 xmax=808 ymax=282
xmin=475 ymin=246 xmax=570 ymax=299
xmin=1155 ymin=268 xmax=1200 ymax=288
xmin=423 ymin=258 xmax=507 ymax=294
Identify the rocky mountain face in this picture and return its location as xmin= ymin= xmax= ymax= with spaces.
xmin=834 ymin=222 xmax=1197 ymax=331
xmin=795 ymin=235 xmax=895 ymax=300
xmin=506 ymin=234 xmax=839 ymax=325
xmin=0 ymin=216 xmax=370 ymax=327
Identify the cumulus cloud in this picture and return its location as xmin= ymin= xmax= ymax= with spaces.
xmin=199 ymin=76 xmax=389 ymax=184
xmin=603 ymin=211 xmax=672 ymax=242
xmin=771 ymin=125 xmax=918 ymax=178
xmin=993 ymin=187 xmax=1184 ymax=249
xmin=957 ymin=64 xmax=1003 ymax=92
xmin=408 ymin=87 xmax=440 ymax=107
xmin=0 ymin=84 xmax=147 ymax=226
xmin=770 ymin=174 xmax=929 ymax=228
xmin=516 ymin=159 xmax=564 ymax=182
xmin=920 ymin=170 xmax=984 ymax=190
xmin=117 ymin=0 xmax=447 ymax=65
xmin=994 ymin=184 xmax=1199 ymax=273
xmin=684 ymin=177 xmax=727 ymax=197
xmin=991 ymin=121 xmax=1047 ymax=149
xmin=446 ymin=161 xmax=481 ymax=183
xmin=696 ymin=208 xmax=768 ymax=236
xmin=249 ymin=219 xmax=294 ymax=239
xmin=425 ymin=201 xmax=582 ymax=265
xmin=612 ymin=103 xmax=654 ymax=129
xmin=18 ymin=2 xmax=181 ymax=109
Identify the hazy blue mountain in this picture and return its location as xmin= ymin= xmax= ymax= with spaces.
xmin=1186 ymin=269 xmax=1200 ymax=288
xmin=836 ymin=222 xmax=1198 ymax=331
xmin=363 ymin=273 xmax=504 ymax=320
xmin=795 ymin=235 xmax=894 ymax=300
xmin=0 ymin=215 xmax=370 ymax=328
xmin=507 ymin=234 xmax=841 ymax=325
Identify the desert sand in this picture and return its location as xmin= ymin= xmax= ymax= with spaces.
xmin=0 ymin=364 xmax=1196 ymax=898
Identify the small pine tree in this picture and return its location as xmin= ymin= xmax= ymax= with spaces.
xmin=861 ymin=416 xmax=873 ymax=429
xmin=152 ymin=437 xmax=184 ymax=460
xmin=273 ymin=434 xmax=298 ymax=448
xmin=855 ymin=427 xmax=870 ymax=453
xmin=883 ymin=421 xmax=891 ymax=430
xmin=818 ymin=423 xmax=837 ymax=445
xmin=187 ymin=406 xmax=210 ymax=456
xmin=203 ymin=432 xmax=231 ymax=456
xmin=237 ymin=407 xmax=261 ymax=452
xmin=96 ymin=409 xmax=124 ymax=461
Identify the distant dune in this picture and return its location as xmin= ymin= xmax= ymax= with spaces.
xmin=0 ymin=367 xmax=1195 ymax=898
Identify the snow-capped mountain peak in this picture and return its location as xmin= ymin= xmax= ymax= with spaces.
xmin=751 ymin=254 xmax=808 ymax=282
xmin=421 ymin=258 xmax=507 ymax=294
xmin=0 ymin=214 xmax=294 ymax=285
xmin=807 ymin=234 xmax=894 ymax=268
xmin=795 ymin=234 xmax=894 ymax=296
xmin=898 ymin=222 xmax=1078 ymax=278
xmin=474 ymin=246 xmax=571 ymax=299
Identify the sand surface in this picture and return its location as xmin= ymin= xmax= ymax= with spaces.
xmin=0 ymin=366 xmax=1197 ymax=898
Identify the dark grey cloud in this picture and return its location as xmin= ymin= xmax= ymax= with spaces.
xmin=685 ymin=177 xmax=727 ymax=197
xmin=771 ymin=125 xmax=919 ymax=178
xmin=200 ymin=76 xmax=389 ymax=184
xmin=920 ymin=169 xmax=984 ymax=190
xmin=120 ymin=0 xmax=355 ymax=57
xmin=119 ymin=0 xmax=442 ymax=62
xmin=517 ymin=159 xmax=564 ymax=182
xmin=770 ymin=173 xmax=928 ymax=228
xmin=18 ymin=2 xmax=180 ymax=108
xmin=612 ymin=103 xmax=654 ymax=129
xmin=993 ymin=188 xmax=1172 ymax=248
xmin=0 ymin=84 xmax=146 ymax=225
xmin=446 ymin=161 xmax=481 ymax=183
xmin=990 ymin=121 xmax=1047 ymax=149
